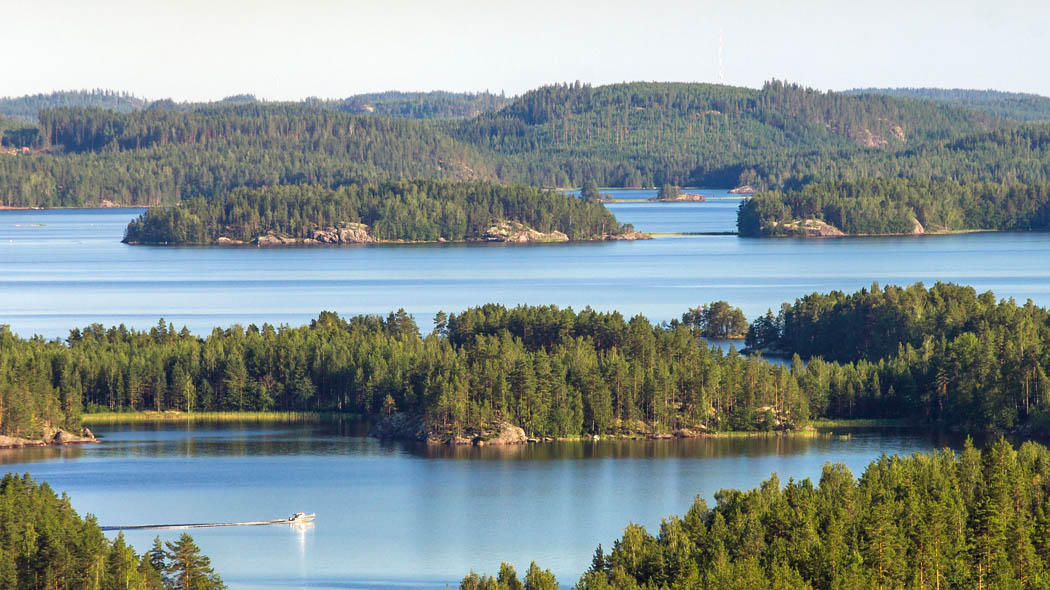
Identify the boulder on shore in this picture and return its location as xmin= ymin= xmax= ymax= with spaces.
xmin=482 ymin=220 xmax=569 ymax=243
xmin=479 ymin=422 xmax=528 ymax=445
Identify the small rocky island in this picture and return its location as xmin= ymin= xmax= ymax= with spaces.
xmin=647 ymin=184 xmax=706 ymax=202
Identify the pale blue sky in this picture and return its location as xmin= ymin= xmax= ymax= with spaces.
xmin=2 ymin=0 xmax=1045 ymax=100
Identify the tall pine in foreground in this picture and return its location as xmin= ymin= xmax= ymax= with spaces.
xmin=0 ymin=473 xmax=224 ymax=590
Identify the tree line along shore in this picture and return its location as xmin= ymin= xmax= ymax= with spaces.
xmin=1 ymin=282 xmax=1047 ymax=446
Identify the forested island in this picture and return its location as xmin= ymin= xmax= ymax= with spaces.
xmin=466 ymin=438 xmax=1050 ymax=590
xmin=122 ymin=180 xmax=639 ymax=245
xmin=2 ymin=283 xmax=1048 ymax=443
xmin=738 ymin=178 xmax=1050 ymax=237
xmin=0 ymin=473 xmax=224 ymax=589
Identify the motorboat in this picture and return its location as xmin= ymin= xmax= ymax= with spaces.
xmin=287 ymin=512 xmax=316 ymax=523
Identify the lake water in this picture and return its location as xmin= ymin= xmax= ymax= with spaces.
xmin=3 ymin=421 xmax=968 ymax=590
xmin=4 ymin=189 xmax=1050 ymax=588
xmin=3 ymin=188 xmax=1050 ymax=339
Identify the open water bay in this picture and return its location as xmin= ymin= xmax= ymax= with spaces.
xmin=3 ymin=421 xmax=966 ymax=590
xmin=3 ymin=189 xmax=1050 ymax=587
xmin=3 ymin=189 xmax=1050 ymax=338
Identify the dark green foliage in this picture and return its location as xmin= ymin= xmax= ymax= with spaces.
xmin=563 ymin=439 xmax=1050 ymax=590
xmin=0 ymin=104 xmax=494 ymax=207
xmin=0 ymin=90 xmax=147 ymax=122
xmin=0 ymin=306 xmax=812 ymax=437
xmin=738 ymin=178 xmax=1050 ymax=236
xmin=847 ymin=87 xmax=1050 ymax=122
xmin=652 ymin=184 xmax=681 ymax=201
xmin=745 ymin=282 xmax=1050 ymax=431
xmin=580 ymin=179 xmax=601 ymax=201
xmin=162 ymin=534 xmax=225 ymax=590
xmin=8 ymin=80 xmax=1050 ymax=214
xmin=0 ymin=473 xmax=221 ymax=589
xmin=320 ymin=90 xmax=510 ymax=119
xmin=122 ymin=180 xmax=625 ymax=244
xmin=679 ymin=302 xmax=748 ymax=339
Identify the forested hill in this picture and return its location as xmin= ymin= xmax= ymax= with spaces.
xmin=0 ymin=104 xmax=497 ymax=207
xmin=0 ymin=89 xmax=148 ymax=122
xmin=317 ymin=90 xmax=511 ymax=118
xmin=6 ymin=80 xmax=1050 ymax=209
xmin=846 ymin=87 xmax=1050 ymax=121
xmin=450 ymin=80 xmax=1005 ymax=187
xmin=0 ymin=88 xmax=509 ymax=122
xmin=122 ymin=181 xmax=631 ymax=245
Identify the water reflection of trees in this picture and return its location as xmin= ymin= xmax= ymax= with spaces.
xmin=0 ymin=419 xmax=978 ymax=464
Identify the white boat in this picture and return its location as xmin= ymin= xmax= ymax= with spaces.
xmin=287 ymin=512 xmax=316 ymax=523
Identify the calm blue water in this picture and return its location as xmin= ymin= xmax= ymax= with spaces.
xmin=3 ymin=190 xmax=1050 ymax=339
xmin=3 ymin=192 xmax=1049 ymax=588
xmin=3 ymin=421 xmax=965 ymax=590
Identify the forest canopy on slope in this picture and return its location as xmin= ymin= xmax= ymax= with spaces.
xmin=475 ymin=438 xmax=1050 ymax=590
xmin=737 ymin=177 xmax=1050 ymax=236
xmin=2 ymin=283 xmax=1049 ymax=440
xmin=6 ymin=81 xmax=1050 ymax=211
xmin=122 ymin=180 xmax=628 ymax=244
xmin=846 ymin=87 xmax=1050 ymax=121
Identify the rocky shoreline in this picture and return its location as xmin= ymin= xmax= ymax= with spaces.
xmin=366 ymin=413 xmax=808 ymax=446
xmin=0 ymin=427 xmax=98 ymax=450
xmin=648 ymin=192 xmax=707 ymax=202
xmin=169 ymin=220 xmax=653 ymax=246
xmin=766 ymin=216 xmax=944 ymax=238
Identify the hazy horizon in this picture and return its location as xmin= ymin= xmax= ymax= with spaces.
xmin=3 ymin=0 xmax=1045 ymax=102
xmin=4 ymin=82 xmax=1050 ymax=104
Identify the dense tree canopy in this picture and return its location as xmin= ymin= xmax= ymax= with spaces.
xmin=0 ymin=473 xmax=223 ymax=590
xmin=745 ymin=282 xmax=1050 ymax=431
xmin=846 ymin=87 xmax=1050 ymax=122
xmin=122 ymin=180 xmax=627 ymax=244
xmin=4 ymin=285 xmax=1049 ymax=438
xmin=512 ymin=438 xmax=1050 ymax=590
xmin=738 ymin=178 xmax=1050 ymax=236
xmin=6 ymin=81 xmax=1050 ymax=218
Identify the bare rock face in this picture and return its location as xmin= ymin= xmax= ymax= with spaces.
xmin=729 ymin=185 xmax=756 ymax=194
xmin=51 ymin=429 xmax=96 ymax=444
xmin=313 ymin=222 xmax=375 ymax=244
xmin=911 ymin=217 xmax=926 ymax=235
xmin=775 ymin=219 xmax=846 ymax=237
xmin=481 ymin=422 xmax=528 ymax=445
xmin=255 ymin=234 xmax=299 ymax=246
xmin=603 ymin=231 xmax=652 ymax=241
xmin=651 ymin=192 xmax=706 ymax=202
xmin=482 ymin=220 xmax=569 ymax=243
